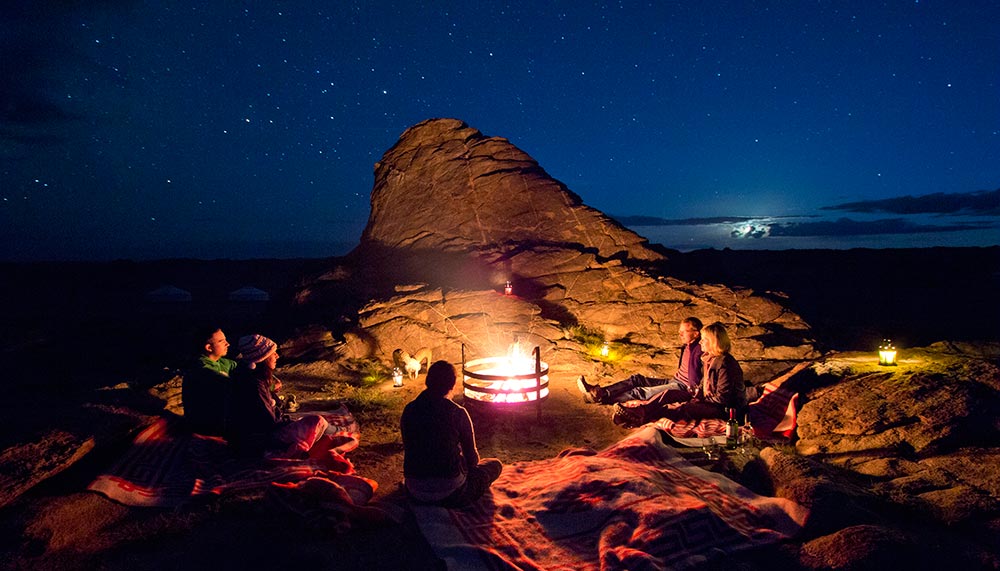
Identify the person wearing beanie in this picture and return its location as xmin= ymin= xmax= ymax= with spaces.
xmin=226 ymin=334 xmax=335 ymax=463
xmin=237 ymin=334 xmax=277 ymax=370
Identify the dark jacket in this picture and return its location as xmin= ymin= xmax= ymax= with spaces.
xmin=400 ymin=390 xmax=480 ymax=479
xmin=225 ymin=364 xmax=286 ymax=450
xmin=181 ymin=356 xmax=236 ymax=436
xmin=697 ymin=353 xmax=747 ymax=413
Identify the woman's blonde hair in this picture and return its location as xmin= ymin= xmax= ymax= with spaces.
xmin=701 ymin=321 xmax=732 ymax=356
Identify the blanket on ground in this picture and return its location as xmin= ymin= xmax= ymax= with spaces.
xmin=650 ymin=381 xmax=799 ymax=446
xmin=413 ymin=426 xmax=808 ymax=571
xmin=88 ymin=405 xmax=367 ymax=508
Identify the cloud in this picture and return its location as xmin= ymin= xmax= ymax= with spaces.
xmin=613 ymin=215 xmax=758 ymax=226
xmin=734 ymin=217 xmax=993 ymax=239
xmin=821 ymin=189 xmax=1000 ymax=216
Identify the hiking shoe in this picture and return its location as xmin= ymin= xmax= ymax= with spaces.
xmin=577 ymin=376 xmax=606 ymax=404
xmin=612 ymin=403 xmax=646 ymax=428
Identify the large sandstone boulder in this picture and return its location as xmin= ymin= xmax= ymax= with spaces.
xmin=757 ymin=447 xmax=889 ymax=536
xmin=797 ymin=349 xmax=1000 ymax=458
xmin=362 ymin=118 xmax=660 ymax=263
xmin=793 ymin=344 xmax=1000 ymax=532
xmin=797 ymin=524 xmax=993 ymax=570
xmin=296 ymin=118 xmax=818 ymax=381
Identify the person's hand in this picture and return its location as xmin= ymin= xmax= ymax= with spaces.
xmin=271 ymin=379 xmax=283 ymax=392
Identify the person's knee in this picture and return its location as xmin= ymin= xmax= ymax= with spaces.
xmin=300 ymin=414 xmax=329 ymax=433
xmin=479 ymin=458 xmax=503 ymax=482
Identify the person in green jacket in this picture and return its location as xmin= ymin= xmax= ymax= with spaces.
xmin=182 ymin=326 xmax=236 ymax=435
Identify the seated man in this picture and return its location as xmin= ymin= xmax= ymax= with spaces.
xmin=401 ymin=360 xmax=503 ymax=508
xmin=612 ymin=321 xmax=748 ymax=428
xmin=577 ymin=317 xmax=704 ymax=405
xmin=182 ymin=326 xmax=237 ymax=435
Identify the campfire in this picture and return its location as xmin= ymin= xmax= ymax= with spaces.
xmin=462 ymin=341 xmax=549 ymax=417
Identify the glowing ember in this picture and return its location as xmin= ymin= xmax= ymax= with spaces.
xmin=462 ymin=341 xmax=550 ymax=405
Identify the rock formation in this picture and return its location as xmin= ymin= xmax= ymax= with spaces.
xmin=363 ymin=118 xmax=659 ymax=262
xmin=294 ymin=118 xmax=818 ymax=383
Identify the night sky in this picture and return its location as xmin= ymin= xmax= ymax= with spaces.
xmin=2 ymin=1 xmax=998 ymax=261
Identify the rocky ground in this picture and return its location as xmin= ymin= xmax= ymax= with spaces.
xmin=0 ymin=247 xmax=997 ymax=570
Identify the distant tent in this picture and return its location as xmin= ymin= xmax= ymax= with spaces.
xmin=145 ymin=285 xmax=192 ymax=303
xmin=228 ymin=286 xmax=270 ymax=302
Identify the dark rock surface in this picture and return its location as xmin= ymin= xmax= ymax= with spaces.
xmin=751 ymin=344 xmax=1000 ymax=569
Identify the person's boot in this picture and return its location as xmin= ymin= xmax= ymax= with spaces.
xmin=612 ymin=403 xmax=646 ymax=428
xmin=577 ymin=376 xmax=608 ymax=404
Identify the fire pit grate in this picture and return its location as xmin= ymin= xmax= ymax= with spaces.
xmin=461 ymin=343 xmax=549 ymax=419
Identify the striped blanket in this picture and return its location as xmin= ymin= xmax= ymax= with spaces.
xmin=650 ymin=381 xmax=799 ymax=443
xmin=88 ymin=405 xmax=365 ymax=508
xmin=413 ymin=426 xmax=807 ymax=571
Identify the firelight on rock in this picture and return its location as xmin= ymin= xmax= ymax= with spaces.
xmin=878 ymin=340 xmax=897 ymax=366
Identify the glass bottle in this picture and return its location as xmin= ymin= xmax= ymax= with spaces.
xmin=725 ymin=408 xmax=739 ymax=450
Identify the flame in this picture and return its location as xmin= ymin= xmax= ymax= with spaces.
xmin=464 ymin=341 xmax=549 ymax=404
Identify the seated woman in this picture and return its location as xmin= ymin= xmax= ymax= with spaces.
xmin=226 ymin=334 xmax=338 ymax=464
xmin=612 ymin=321 xmax=747 ymax=428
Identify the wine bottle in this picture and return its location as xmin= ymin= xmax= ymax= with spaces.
xmin=725 ymin=408 xmax=739 ymax=450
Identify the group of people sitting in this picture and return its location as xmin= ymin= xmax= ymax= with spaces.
xmin=181 ymin=326 xmax=349 ymax=471
xmin=184 ymin=317 xmax=746 ymax=510
xmin=397 ymin=316 xmax=748 ymax=509
xmin=183 ymin=325 xmax=501 ymax=508
xmin=577 ymin=316 xmax=748 ymax=428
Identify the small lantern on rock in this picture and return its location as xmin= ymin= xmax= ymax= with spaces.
xmin=600 ymin=341 xmax=610 ymax=358
xmin=392 ymin=367 xmax=405 ymax=387
xmin=504 ymin=280 xmax=513 ymax=296
xmin=878 ymin=339 xmax=897 ymax=366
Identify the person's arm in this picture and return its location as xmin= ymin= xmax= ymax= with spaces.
xmin=455 ymin=406 xmax=481 ymax=470
xmin=713 ymin=355 xmax=744 ymax=408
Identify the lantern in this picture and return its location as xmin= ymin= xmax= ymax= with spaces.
xmin=600 ymin=342 xmax=610 ymax=357
xmin=878 ymin=340 xmax=897 ymax=366
xmin=392 ymin=367 xmax=404 ymax=387
xmin=504 ymin=280 xmax=513 ymax=296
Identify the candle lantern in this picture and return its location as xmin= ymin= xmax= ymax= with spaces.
xmin=878 ymin=339 xmax=897 ymax=366
xmin=392 ymin=367 xmax=404 ymax=387
xmin=600 ymin=341 xmax=610 ymax=357
xmin=504 ymin=280 xmax=513 ymax=296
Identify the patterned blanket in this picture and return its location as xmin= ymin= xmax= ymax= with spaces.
xmin=414 ymin=426 xmax=808 ymax=571
xmin=650 ymin=381 xmax=799 ymax=445
xmin=88 ymin=405 xmax=366 ymax=508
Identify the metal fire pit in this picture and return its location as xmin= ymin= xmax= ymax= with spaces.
xmin=461 ymin=344 xmax=549 ymax=420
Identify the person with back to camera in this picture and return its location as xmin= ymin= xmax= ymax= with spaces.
xmin=577 ymin=316 xmax=704 ymax=405
xmin=400 ymin=360 xmax=503 ymax=508
xmin=182 ymin=326 xmax=237 ymax=435
xmin=226 ymin=334 xmax=349 ymax=470
xmin=612 ymin=321 xmax=748 ymax=428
